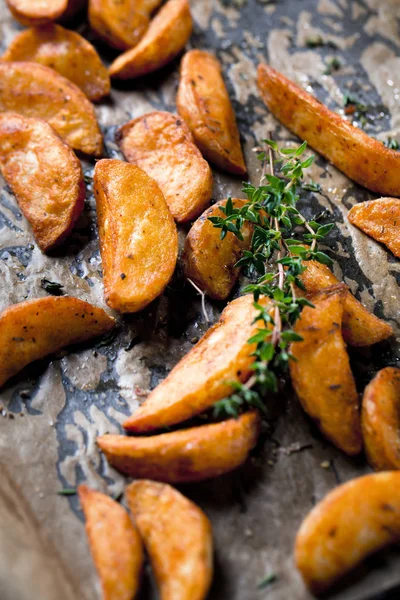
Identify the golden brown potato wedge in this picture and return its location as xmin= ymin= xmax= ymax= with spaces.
xmin=94 ymin=159 xmax=178 ymax=313
xmin=362 ymin=367 xmax=400 ymax=471
xmin=295 ymin=472 xmax=400 ymax=594
xmin=177 ymin=50 xmax=246 ymax=175
xmin=300 ymin=260 xmax=393 ymax=347
xmin=109 ymin=0 xmax=192 ymax=79
xmin=123 ymin=294 xmax=270 ymax=432
xmin=348 ymin=198 xmax=400 ymax=258
xmin=183 ymin=199 xmax=253 ymax=300
xmin=290 ymin=284 xmax=362 ymax=455
xmin=5 ymin=0 xmax=67 ymax=25
xmin=0 ymin=112 xmax=84 ymax=252
xmin=0 ymin=62 xmax=103 ymax=156
xmin=78 ymin=485 xmax=144 ymax=600
xmin=116 ymin=112 xmax=213 ymax=222
xmin=98 ymin=411 xmax=260 ymax=482
xmin=257 ymin=64 xmax=400 ymax=196
xmin=126 ymin=480 xmax=213 ymax=600
xmin=89 ymin=0 xmax=162 ymax=50
xmin=2 ymin=25 xmax=110 ymax=102
xmin=0 ymin=297 xmax=114 ymax=387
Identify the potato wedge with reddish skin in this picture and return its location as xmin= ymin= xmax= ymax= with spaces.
xmin=257 ymin=64 xmax=400 ymax=196
xmin=362 ymin=367 xmax=400 ymax=471
xmin=0 ymin=62 xmax=103 ymax=156
xmin=109 ymin=0 xmax=192 ymax=79
xmin=123 ymin=294 xmax=270 ymax=432
xmin=98 ymin=411 xmax=260 ymax=482
xmin=0 ymin=113 xmax=84 ymax=252
xmin=116 ymin=112 xmax=212 ymax=222
xmin=126 ymin=480 xmax=213 ymax=600
xmin=78 ymin=485 xmax=144 ymax=600
xmin=348 ymin=198 xmax=400 ymax=257
xmin=290 ymin=284 xmax=362 ymax=455
xmin=0 ymin=297 xmax=114 ymax=388
xmin=6 ymin=0 xmax=67 ymax=25
xmin=94 ymin=159 xmax=178 ymax=313
xmin=300 ymin=260 xmax=392 ymax=347
xmin=295 ymin=472 xmax=400 ymax=594
xmin=183 ymin=199 xmax=253 ymax=300
xmin=177 ymin=50 xmax=246 ymax=175
xmin=2 ymin=26 xmax=110 ymax=102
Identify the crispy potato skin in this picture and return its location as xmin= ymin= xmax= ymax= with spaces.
xmin=0 ymin=62 xmax=103 ymax=156
xmin=177 ymin=50 xmax=246 ymax=175
xmin=116 ymin=112 xmax=212 ymax=222
xmin=290 ymin=285 xmax=362 ymax=455
xmin=300 ymin=260 xmax=392 ymax=346
xmin=2 ymin=25 xmax=110 ymax=102
xmin=257 ymin=64 xmax=400 ymax=197
xmin=98 ymin=412 xmax=260 ymax=482
xmin=94 ymin=159 xmax=178 ymax=313
xmin=78 ymin=485 xmax=144 ymax=600
xmin=295 ymin=472 xmax=400 ymax=594
xmin=348 ymin=198 xmax=400 ymax=258
xmin=123 ymin=294 xmax=270 ymax=432
xmin=109 ymin=0 xmax=192 ymax=79
xmin=0 ymin=297 xmax=114 ymax=388
xmin=362 ymin=368 xmax=400 ymax=471
xmin=5 ymin=0 xmax=67 ymax=26
xmin=0 ymin=112 xmax=84 ymax=251
xmin=126 ymin=480 xmax=213 ymax=600
xmin=183 ymin=199 xmax=253 ymax=300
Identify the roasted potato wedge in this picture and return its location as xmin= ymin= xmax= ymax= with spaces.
xmin=126 ymin=480 xmax=213 ymax=600
xmin=295 ymin=472 xmax=400 ymax=594
xmin=0 ymin=297 xmax=114 ymax=388
xmin=0 ymin=112 xmax=84 ymax=252
xmin=362 ymin=367 xmax=400 ymax=471
xmin=78 ymin=485 xmax=144 ymax=600
xmin=94 ymin=159 xmax=178 ymax=313
xmin=0 ymin=62 xmax=103 ymax=156
xmin=109 ymin=0 xmax=192 ymax=79
xmin=290 ymin=284 xmax=362 ymax=455
xmin=116 ymin=112 xmax=212 ymax=222
xmin=257 ymin=64 xmax=400 ymax=196
xmin=2 ymin=25 xmax=110 ymax=102
xmin=89 ymin=0 xmax=162 ymax=50
xmin=177 ymin=50 xmax=246 ymax=175
xmin=98 ymin=411 xmax=260 ymax=482
xmin=123 ymin=294 xmax=270 ymax=432
xmin=300 ymin=260 xmax=392 ymax=347
xmin=183 ymin=198 xmax=253 ymax=300
xmin=348 ymin=198 xmax=400 ymax=258
xmin=5 ymin=0 xmax=67 ymax=25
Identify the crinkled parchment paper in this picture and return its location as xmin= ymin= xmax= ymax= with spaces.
xmin=0 ymin=1 xmax=399 ymax=598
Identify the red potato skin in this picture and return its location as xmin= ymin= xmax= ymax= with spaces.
xmin=257 ymin=64 xmax=400 ymax=197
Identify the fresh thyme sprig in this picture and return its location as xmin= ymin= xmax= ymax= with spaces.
xmin=210 ymin=139 xmax=334 ymax=418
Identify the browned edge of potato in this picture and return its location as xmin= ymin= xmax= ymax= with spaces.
xmin=123 ymin=294 xmax=271 ymax=432
xmin=361 ymin=367 xmax=400 ymax=471
xmin=6 ymin=0 xmax=67 ymax=26
xmin=177 ymin=49 xmax=246 ymax=175
xmin=98 ymin=411 xmax=260 ymax=482
xmin=0 ymin=297 xmax=115 ymax=388
xmin=78 ymin=485 xmax=144 ymax=600
xmin=2 ymin=25 xmax=110 ymax=102
xmin=126 ymin=480 xmax=213 ymax=600
xmin=295 ymin=472 xmax=400 ymax=595
xmin=0 ymin=62 xmax=103 ymax=156
xmin=183 ymin=198 xmax=253 ymax=300
xmin=94 ymin=159 xmax=178 ymax=313
xmin=0 ymin=112 xmax=85 ymax=252
xmin=109 ymin=0 xmax=192 ymax=80
xmin=300 ymin=260 xmax=393 ymax=346
xmin=257 ymin=63 xmax=400 ymax=197
xmin=116 ymin=111 xmax=213 ymax=222
xmin=348 ymin=198 xmax=400 ymax=258
xmin=289 ymin=284 xmax=362 ymax=455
